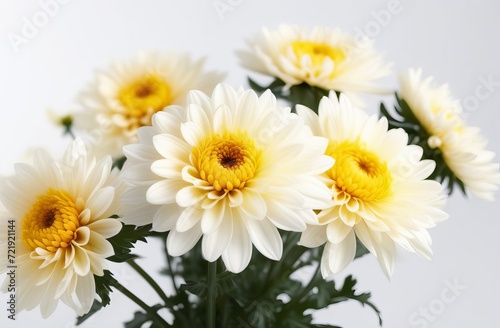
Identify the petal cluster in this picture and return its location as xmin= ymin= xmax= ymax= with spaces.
xmin=121 ymin=84 xmax=333 ymax=273
xmin=238 ymin=25 xmax=391 ymax=100
xmin=73 ymin=51 xmax=224 ymax=158
xmin=297 ymin=94 xmax=448 ymax=278
xmin=399 ymin=68 xmax=500 ymax=200
xmin=0 ymin=139 xmax=123 ymax=317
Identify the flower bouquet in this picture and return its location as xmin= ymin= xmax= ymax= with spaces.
xmin=1 ymin=24 xmax=499 ymax=328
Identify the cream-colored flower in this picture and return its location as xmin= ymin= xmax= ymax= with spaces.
xmin=399 ymin=68 xmax=500 ymax=200
xmin=297 ymin=94 xmax=448 ymax=278
xmin=238 ymin=25 xmax=391 ymax=99
xmin=0 ymin=139 xmax=123 ymax=317
xmin=73 ymin=51 xmax=224 ymax=158
xmin=120 ymin=84 xmax=333 ymax=273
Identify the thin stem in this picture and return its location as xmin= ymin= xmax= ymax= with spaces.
xmin=112 ymin=280 xmax=169 ymax=327
xmin=128 ymin=260 xmax=171 ymax=306
xmin=296 ymin=263 xmax=321 ymax=302
xmin=207 ymin=260 xmax=218 ymax=328
xmin=164 ymin=241 xmax=180 ymax=296
xmin=277 ymin=263 xmax=321 ymax=323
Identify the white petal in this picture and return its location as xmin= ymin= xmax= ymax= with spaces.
xmin=86 ymin=186 xmax=115 ymax=220
xmin=202 ymin=217 xmax=233 ymax=262
xmin=222 ymin=218 xmax=252 ymax=273
xmin=242 ymin=217 xmax=282 ymax=261
xmin=327 ymin=230 xmax=356 ymax=274
xmin=153 ymin=204 xmax=184 ymax=232
xmin=176 ymin=207 xmax=203 ymax=232
xmin=72 ymin=245 xmax=91 ymax=276
xmin=326 ymin=219 xmax=353 ymax=244
xmin=167 ymin=222 xmax=202 ymax=256
xmin=147 ymin=179 xmax=186 ymax=205
xmin=299 ymin=224 xmax=328 ymax=248
xmin=176 ymin=186 xmax=207 ymax=207
xmin=201 ymin=201 xmax=226 ymax=234
xmin=87 ymin=218 xmax=122 ymax=238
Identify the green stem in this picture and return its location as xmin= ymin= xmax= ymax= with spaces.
xmin=295 ymin=263 xmax=322 ymax=303
xmin=128 ymin=260 xmax=171 ymax=306
xmin=164 ymin=241 xmax=181 ymax=296
xmin=207 ymin=260 xmax=218 ymax=328
xmin=277 ymin=263 xmax=321 ymax=324
xmin=112 ymin=280 xmax=169 ymax=327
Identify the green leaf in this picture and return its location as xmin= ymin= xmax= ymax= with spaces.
xmin=124 ymin=311 xmax=152 ymax=328
xmin=75 ymin=270 xmax=117 ymax=325
xmin=292 ymin=274 xmax=382 ymax=327
xmin=107 ymin=223 xmax=152 ymax=263
xmin=76 ymin=300 xmax=103 ymax=325
xmin=124 ymin=305 xmax=170 ymax=328
xmin=95 ymin=270 xmax=118 ymax=306
xmin=354 ymin=238 xmax=370 ymax=259
xmin=248 ymin=77 xmax=286 ymax=94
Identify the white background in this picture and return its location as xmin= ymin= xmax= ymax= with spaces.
xmin=0 ymin=0 xmax=499 ymax=327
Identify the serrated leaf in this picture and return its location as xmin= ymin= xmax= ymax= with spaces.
xmin=124 ymin=311 xmax=152 ymax=328
xmin=107 ymin=223 xmax=152 ymax=263
xmin=95 ymin=270 xmax=118 ymax=306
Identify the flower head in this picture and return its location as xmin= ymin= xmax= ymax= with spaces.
xmin=238 ymin=25 xmax=391 ymax=99
xmin=399 ymin=68 xmax=500 ymax=200
xmin=0 ymin=139 xmax=123 ymax=317
xmin=73 ymin=51 xmax=224 ymax=158
xmin=297 ymin=94 xmax=448 ymax=278
xmin=120 ymin=84 xmax=333 ymax=273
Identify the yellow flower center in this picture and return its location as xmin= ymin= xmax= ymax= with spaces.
xmin=22 ymin=189 xmax=81 ymax=252
xmin=117 ymin=74 xmax=172 ymax=127
xmin=291 ymin=41 xmax=346 ymax=77
xmin=327 ymin=140 xmax=392 ymax=202
xmin=193 ymin=130 xmax=262 ymax=192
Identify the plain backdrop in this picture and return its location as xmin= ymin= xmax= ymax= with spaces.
xmin=0 ymin=0 xmax=499 ymax=327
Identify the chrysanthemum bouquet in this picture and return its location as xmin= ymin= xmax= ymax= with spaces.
xmin=2 ymin=24 xmax=499 ymax=327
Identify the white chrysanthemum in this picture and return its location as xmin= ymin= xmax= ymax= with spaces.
xmin=400 ymin=68 xmax=500 ymax=200
xmin=297 ymin=94 xmax=448 ymax=278
xmin=0 ymin=139 xmax=123 ymax=317
xmin=120 ymin=84 xmax=333 ymax=273
xmin=237 ymin=25 xmax=391 ymax=98
xmin=73 ymin=51 xmax=224 ymax=158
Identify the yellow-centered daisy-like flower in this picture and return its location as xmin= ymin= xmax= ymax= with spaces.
xmin=120 ymin=84 xmax=333 ymax=273
xmin=0 ymin=139 xmax=123 ymax=317
xmin=297 ymin=94 xmax=448 ymax=278
xmin=73 ymin=51 xmax=224 ymax=158
xmin=399 ymin=68 xmax=500 ymax=200
xmin=237 ymin=25 xmax=391 ymax=102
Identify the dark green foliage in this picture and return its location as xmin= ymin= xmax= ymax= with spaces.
xmin=107 ymin=223 xmax=152 ymax=263
xmin=124 ymin=305 xmax=167 ymax=328
xmin=160 ymin=232 xmax=382 ymax=328
xmin=76 ymin=227 xmax=381 ymax=327
xmin=248 ymin=77 xmax=337 ymax=111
